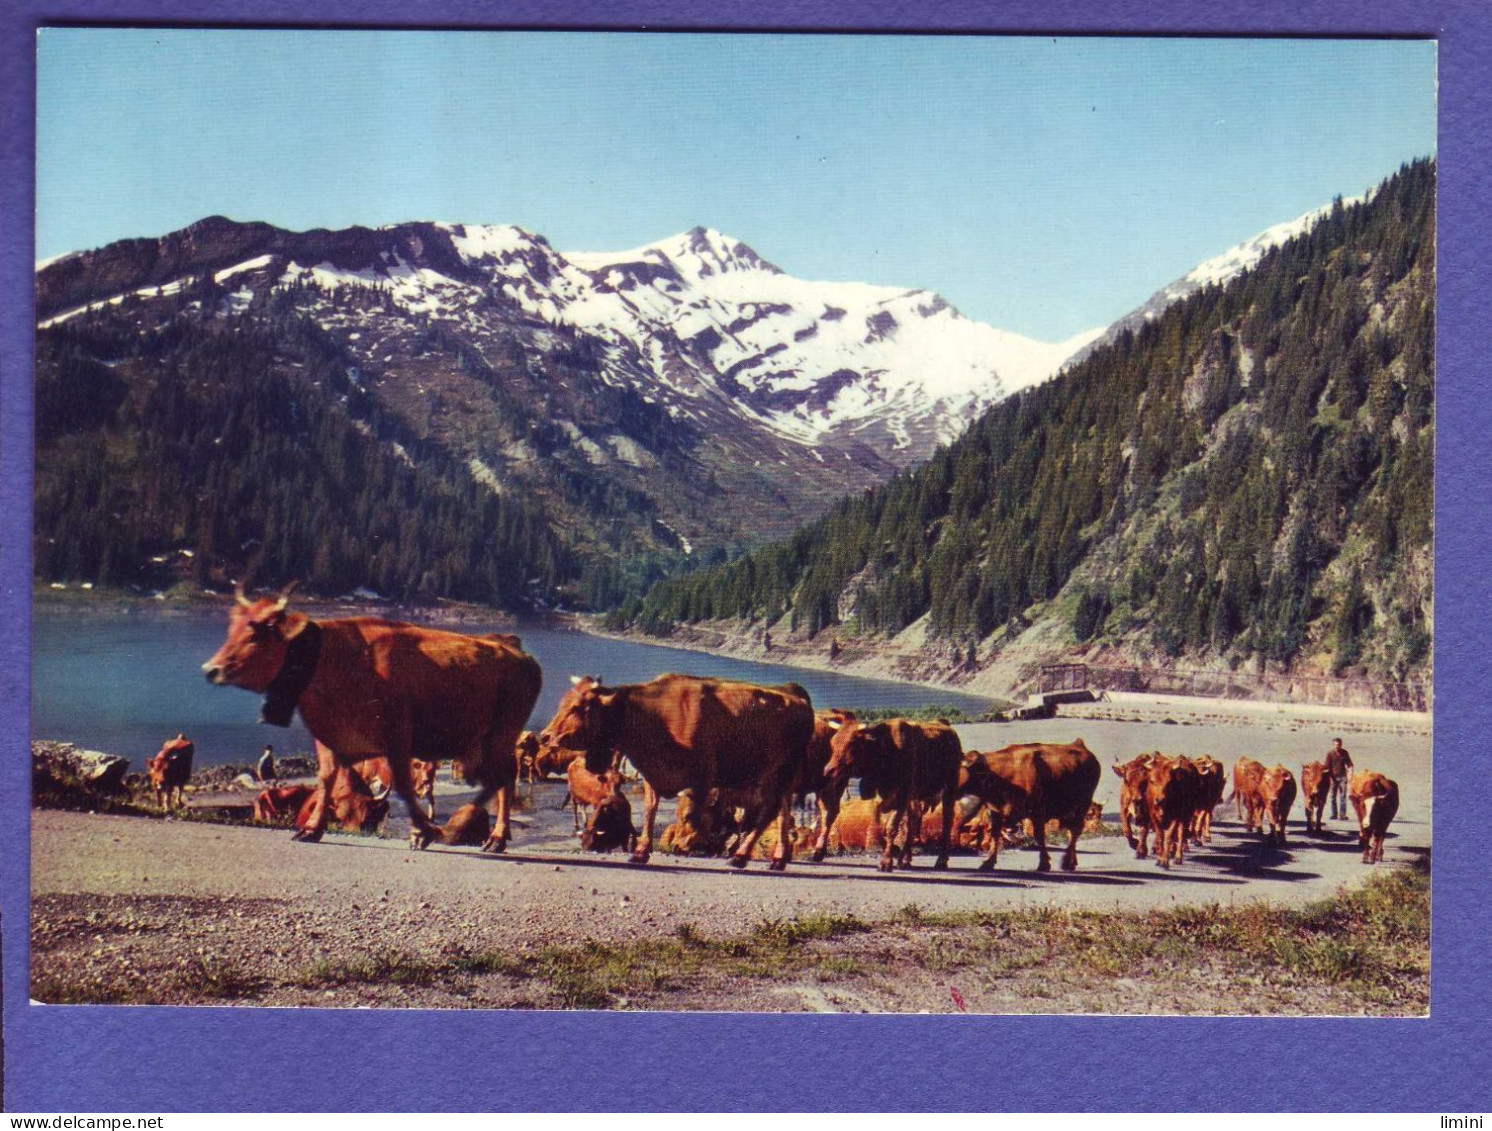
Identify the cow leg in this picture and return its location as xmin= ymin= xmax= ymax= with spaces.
xmin=1033 ymin=815 xmax=1052 ymax=872
xmin=879 ymin=804 xmax=905 ymax=872
xmin=767 ymin=798 xmax=795 ymax=871
xmin=977 ymin=816 xmax=1002 ymax=871
xmin=292 ymin=742 xmax=340 ymax=843
xmin=930 ymin=789 xmax=953 ymax=870
xmin=811 ymin=786 xmax=842 ymax=863
xmin=631 ymin=782 xmax=659 ymax=865
xmin=481 ymin=783 xmax=513 ymax=854
xmin=1061 ymin=818 xmax=1081 ymax=871
xmin=731 ymin=793 xmax=792 ymax=872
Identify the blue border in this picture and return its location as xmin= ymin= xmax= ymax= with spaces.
xmin=4 ymin=1 xmax=1488 ymax=1113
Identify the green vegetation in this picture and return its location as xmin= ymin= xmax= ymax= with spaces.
xmin=616 ymin=160 xmax=1435 ymax=683
xmin=34 ymin=294 xmax=574 ymax=608
xmin=32 ymin=863 xmax=1428 ymax=1012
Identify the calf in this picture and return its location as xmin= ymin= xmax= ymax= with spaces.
xmin=148 ymin=734 xmax=195 ymax=811
xmin=1147 ymin=755 xmax=1201 ymax=869
xmin=1349 ymin=772 xmax=1400 ymax=864
xmin=514 ymin=731 xmax=543 ymax=783
xmin=1231 ymin=757 xmax=1267 ymax=832
xmin=1300 ymin=761 xmax=1330 ymax=833
xmin=566 ymin=758 xmax=634 ymax=853
xmin=1258 ymin=765 xmax=1297 ymax=845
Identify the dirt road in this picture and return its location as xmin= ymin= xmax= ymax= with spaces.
xmin=30 ymin=707 xmax=1430 ymax=1010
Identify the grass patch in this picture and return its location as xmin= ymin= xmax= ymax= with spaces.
xmin=259 ymin=865 xmax=1430 ymax=1012
xmin=299 ymin=950 xmax=442 ymax=988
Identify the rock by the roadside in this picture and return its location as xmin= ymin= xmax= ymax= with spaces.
xmin=32 ymin=741 xmax=130 ymax=796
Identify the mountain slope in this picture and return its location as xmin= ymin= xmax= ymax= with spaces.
xmin=618 ymin=160 xmax=1434 ymax=690
xmin=34 ymin=217 xmax=1103 ymax=604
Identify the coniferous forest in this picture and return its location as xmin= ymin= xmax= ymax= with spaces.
xmin=613 ymin=160 xmax=1434 ymax=682
xmin=34 ymin=161 xmax=1433 ymax=684
xmin=34 ymin=294 xmax=573 ymax=605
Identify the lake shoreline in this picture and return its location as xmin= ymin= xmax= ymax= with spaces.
xmin=574 ymin=615 xmax=1013 ymax=709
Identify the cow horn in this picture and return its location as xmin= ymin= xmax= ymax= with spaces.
xmin=368 ymin=778 xmax=390 ymax=801
xmin=570 ymin=675 xmax=583 ymax=686
xmin=273 ymin=580 xmax=300 ymax=611
xmin=234 ymin=581 xmax=252 ymax=608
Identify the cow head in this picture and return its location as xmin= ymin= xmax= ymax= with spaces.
xmin=1301 ymin=762 xmax=1330 ymax=807
xmin=202 ymin=582 xmax=306 ymax=693
xmin=580 ymin=771 xmax=634 ymax=853
xmin=536 ymin=675 xmax=621 ymax=771
xmin=1260 ymin=765 xmax=1297 ymax=819
xmin=824 ymin=721 xmax=892 ymax=801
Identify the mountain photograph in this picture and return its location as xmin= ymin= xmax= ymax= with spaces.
xmin=23 ymin=28 xmax=1440 ymax=1040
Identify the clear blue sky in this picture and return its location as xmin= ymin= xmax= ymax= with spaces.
xmin=36 ymin=30 xmax=1435 ymax=341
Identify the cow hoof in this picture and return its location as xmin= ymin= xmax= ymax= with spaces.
xmin=932 ymin=858 xmax=949 ymax=871
xmin=629 ymin=850 xmax=652 ymax=866
xmin=977 ymin=860 xmax=995 ymax=873
xmin=291 ymin=828 xmax=323 ymax=843
xmin=481 ymin=836 xmax=508 ymax=855
xmin=767 ymin=858 xmax=787 ymax=872
xmin=727 ymin=855 xmax=750 ymax=870
xmin=810 ymin=848 xmax=828 ymax=863
xmin=1036 ymin=859 xmax=1052 ymax=873
xmin=1061 ymin=858 xmax=1078 ymax=872
xmin=408 ymin=830 xmax=433 ymax=851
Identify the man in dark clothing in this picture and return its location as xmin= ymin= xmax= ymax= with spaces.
xmin=1325 ymin=737 xmax=1354 ymax=820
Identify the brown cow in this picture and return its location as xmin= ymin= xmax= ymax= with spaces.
xmin=1258 ymin=764 xmax=1297 ymax=845
xmin=804 ymin=708 xmax=857 ymax=861
xmin=1147 ymin=755 xmax=1202 ymax=869
xmin=536 ymin=673 xmax=815 ymax=869
xmin=148 ymin=734 xmax=194 ymax=811
xmin=253 ymin=784 xmax=313 ymax=824
xmin=1231 ymin=757 xmax=1267 ymax=833
xmin=1191 ymin=755 xmax=1226 ymax=844
xmin=1349 ymin=772 xmax=1400 ymax=864
xmin=203 ymin=582 xmax=542 ymax=853
xmin=822 ymin=719 xmax=961 ymax=872
xmin=820 ymin=798 xmax=885 ymax=852
xmin=1112 ymin=753 xmax=1154 ymax=858
xmin=566 ymin=758 xmax=634 ymax=853
xmin=515 ymin=731 xmax=543 ymax=783
xmin=1300 ymin=761 xmax=1330 ymax=833
xmin=410 ymin=758 xmax=439 ymax=820
xmin=668 ymin=707 xmax=858 ymax=861
xmin=295 ymin=759 xmax=392 ymax=835
xmin=960 ymin=740 xmax=1101 ymax=872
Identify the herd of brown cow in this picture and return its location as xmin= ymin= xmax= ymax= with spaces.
xmin=192 ymin=586 xmax=1402 ymax=872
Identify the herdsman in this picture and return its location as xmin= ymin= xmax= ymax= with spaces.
xmin=1325 ymin=736 xmax=1354 ymax=820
